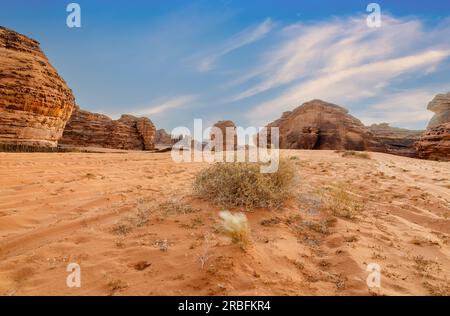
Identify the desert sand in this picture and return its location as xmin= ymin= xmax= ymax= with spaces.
xmin=0 ymin=150 xmax=449 ymax=296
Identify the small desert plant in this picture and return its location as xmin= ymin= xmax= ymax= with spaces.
xmin=193 ymin=159 xmax=296 ymax=209
xmin=110 ymin=223 xmax=131 ymax=235
xmin=219 ymin=211 xmax=250 ymax=247
xmin=134 ymin=208 xmax=150 ymax=227
xmin=321 ymin=183 xmax=363 ymax=219
xmin=197 ymin=233 xmax=212 ymax=269
xmin=153 ymin=239 xmax=169 ymax=252
xmin=157 ymin=199 xmax=200 ymax=216
xmin=341 ymin=151 xmax=371 ymax=159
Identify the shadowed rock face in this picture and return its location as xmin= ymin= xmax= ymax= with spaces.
xmin=369 ymin=123 xmax=423 ymax=158
xmin=264 ymin=99 xmax=385 ymax=152
xmin=427 ymin=93 xmax=450 ymax=129
xmin=0 ymin=27 xmax=76 ymax=147
xmin=211 ymin=120 xmax=238 ymax=151
xmin=60 ymin=107 xmax=156 ymax=150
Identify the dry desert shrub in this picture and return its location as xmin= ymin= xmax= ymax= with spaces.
xmin=340 ymin=150 xmax=371 ymax=159
xmin=157 ymin=199 xmax=200 ymax=216
xmin=110 ymin=223 xmax=131 ymax=235
xmin=219 ymin=211 xmax=250 ymax=248
xmin=321 ymin=183 xmax=363 ymax=219
xmin=193 ymin=159 xmax=296 ymax=209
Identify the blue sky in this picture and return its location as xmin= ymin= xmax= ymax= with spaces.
xmin=1 ymin=0 xmax=450 ymax=131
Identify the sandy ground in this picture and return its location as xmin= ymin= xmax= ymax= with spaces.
xmin=0 ymin=150 xmax=449 ymax=296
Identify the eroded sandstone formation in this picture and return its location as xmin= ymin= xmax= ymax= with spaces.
xmin=416 ymin=123 xmax=450 ymax=161
xmin=427 ymin=92 xmax=450 ymax=129
xmin=262 ymin=99 xmax=385 ymax=152
xmin=368 ymin=123 xmax=423 ymax=158
xmin=416 ymin=93 xmax=450 ymax=161
xmin=0 ymin=26 xmax=76 ymax=147
xmin=211 ymin=120 xmax=238 ymax=151
xmin=60 ymin=107 xmax=156 ymax=150
xmin=155 ymin=129 xmax=173 ymax=146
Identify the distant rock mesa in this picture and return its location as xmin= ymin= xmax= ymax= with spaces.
xmin=368 ymin=123 xmax=423 ymax=158
xmin=0 ymin=26 xmax=76 ymax=147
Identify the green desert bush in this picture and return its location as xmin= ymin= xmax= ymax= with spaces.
xmin=193 ymin=159 xmax=296 ymax=209
xmin=219 ymin=211 xmax=250 ymax=247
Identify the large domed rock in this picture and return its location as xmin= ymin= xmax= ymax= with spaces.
xmin=0 ymin=27 xmax=76 ymax=148
xmin=210 ymin=120 xmax=238 ymax=151
xmin=263 ymin=99 xmax=385 ymax=152
xmin=60 ymin=107 xmax=156 ymax=150
xmin=427 ymin=92 xmax=450 ymax=129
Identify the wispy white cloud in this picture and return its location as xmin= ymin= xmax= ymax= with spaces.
xmin=195 ymin=18 xmax=274 ymax=72
xmin=217 ymin=15 xmax=450 ymax=127
xmin=134 ymin=95 xmax=196 ymax=116
xmin=249 ymin=49 xmax=450 ymax=125
xmin=356 ymin=88 xmax=445 ymax=128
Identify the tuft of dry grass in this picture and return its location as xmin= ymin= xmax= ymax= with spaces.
xmin=413 ymin=255 xmax=441 ymax=278
xmin=157 ymin=200 xmax=200 ymax=216
xmin=341 ymin=151 xmax=371 ymax=159
xmin=423 ymin=281 xmax=450 ymax=296
xmin=193 ymin=159 xmax=296 ymax=209
xmin=321 ymin=183 xmax=363 ymax=219
xmin=110 ymin=223 xmax=131 ymax=235
xmin=219 ymin=211 xmax=250 ymax=248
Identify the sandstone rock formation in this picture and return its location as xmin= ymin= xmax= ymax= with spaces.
xmin=60 ymin=107 xmax=156 ymax=150
xmin=155 ymin=129 xmax=173 ymax=146
xmin=416 ymin=93 xmax=450 ymax=161
xmin=211 ymin=120 xmax=237 ymax=151
xmin=416 ymin=123 xmax=450 ymax=161
xmin=262 ymin=100 xmax=385 ymax=152
xmin=0 ymin=26 xmax=76 ymax=148
xmin=427 ymin=92 xmax=450 ymax=129
xmin=368 ymin=123 xmax=423 ymax=158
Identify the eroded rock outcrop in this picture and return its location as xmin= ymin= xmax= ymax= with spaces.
xmin=60 ymin=107 xmax=156 ymax=150
xmin=427 ymin=93 xmax=450 ymax=129
xmin=0 ymin=26 xmax=76 ymax=147
xmin=263 ymin=100 xmax=385 ymax=152
xmin=416 ymin=93 xmax=450 ymax=161
xmin=155 ymin=129 xmax=173 ymax=146
xmin=211 ymin=120 xmax=238 ymax=151
xmin=369 ymin=123 xmax=423 ymax=158
xmin=416 ymin=123 xmax=450 ymax=161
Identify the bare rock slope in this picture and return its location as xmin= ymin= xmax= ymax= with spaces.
xmin=0 ymin=26 xmax=76 ymax=148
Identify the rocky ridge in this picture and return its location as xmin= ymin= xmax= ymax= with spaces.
xmin=60 ymin=107 xmax=156 ymax=151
